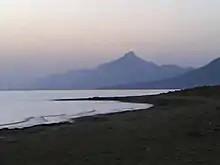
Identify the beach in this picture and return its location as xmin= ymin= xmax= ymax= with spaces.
xmin=0 ymin=86 xmax=220 ymax=165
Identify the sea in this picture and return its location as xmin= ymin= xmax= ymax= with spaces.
xmin=0 ymin=90 xmax=171 ymax=129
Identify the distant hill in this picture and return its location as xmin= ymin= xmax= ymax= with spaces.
xmin=106 ymin=57 xmax=220 ymax=89
xmin=32 ymin=51 xmax=191 ymax=90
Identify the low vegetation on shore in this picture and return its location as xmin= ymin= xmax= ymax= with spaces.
xmin=1 ymin=86 xmax=220 ymax=165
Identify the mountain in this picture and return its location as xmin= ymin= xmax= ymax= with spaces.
xmin=32 ymin=51 xmax=191 ymax=90
xmin=107 ymin=57 xmax=220 ymax=89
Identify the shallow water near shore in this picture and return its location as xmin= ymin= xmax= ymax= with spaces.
xmin=0 ymin=90 xmax=170 ymax=129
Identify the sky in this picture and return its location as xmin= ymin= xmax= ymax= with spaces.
xmin=0 ymin=0 xmax=220 ymax=85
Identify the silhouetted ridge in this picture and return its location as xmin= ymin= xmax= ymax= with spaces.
xmin=204 ymin=57 xmax=220 ymax=69
xmin=30 ymin=51 xmax=191 ymax=90
xmin=123 ymin=51 xmax=137 ymax=58
xmin=106 ymin=57 xmax=220 ymax=89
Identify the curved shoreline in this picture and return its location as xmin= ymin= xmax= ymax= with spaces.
xmin=1 ymin=86 xmax=220 ymax=164
xmin=0 ymin=100 xmax=152 ymax=129
xmin=0 ymin=110 xmax=96 ymax=128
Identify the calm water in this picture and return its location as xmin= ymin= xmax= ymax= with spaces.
xmin=0 ymin=90 xmax=171 ymax=129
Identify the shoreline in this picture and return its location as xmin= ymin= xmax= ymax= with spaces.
xmin=0 ymin=100 xmax=152 ymax=130
xmin=1 ymin=86 xmax=220 ymax=164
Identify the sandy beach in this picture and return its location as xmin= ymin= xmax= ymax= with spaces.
xmin=0 ymin=86 xmax=220 ymax=165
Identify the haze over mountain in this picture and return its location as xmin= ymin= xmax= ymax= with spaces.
xmin=31 ymin=51 xmax=191 ymax=90
xmin=107 ymin=57 xmax=220 ymax=89
xmin=1 ymin=0 xmax=220 ymax=90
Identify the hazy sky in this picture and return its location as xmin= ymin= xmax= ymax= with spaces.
xmin=0 ymin=0 xmax=220 ymax=84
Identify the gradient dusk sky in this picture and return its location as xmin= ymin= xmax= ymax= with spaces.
xmin=0 ymin=0 xmax=220 ymax=82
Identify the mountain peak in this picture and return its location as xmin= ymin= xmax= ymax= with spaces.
xmin=123 ymin=51 xmax=137 ymax=59
xmin=98 ymin=50 xmax=156 ymax=70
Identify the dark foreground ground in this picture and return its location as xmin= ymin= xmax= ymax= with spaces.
xmin=1 ymin=86 xmax=220 ymax=165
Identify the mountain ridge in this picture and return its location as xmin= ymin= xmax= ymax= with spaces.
xmin=103 ymin=57 xmax=220 ymax=89
xmin=31 ymin=51 xmax=191 ymax=90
